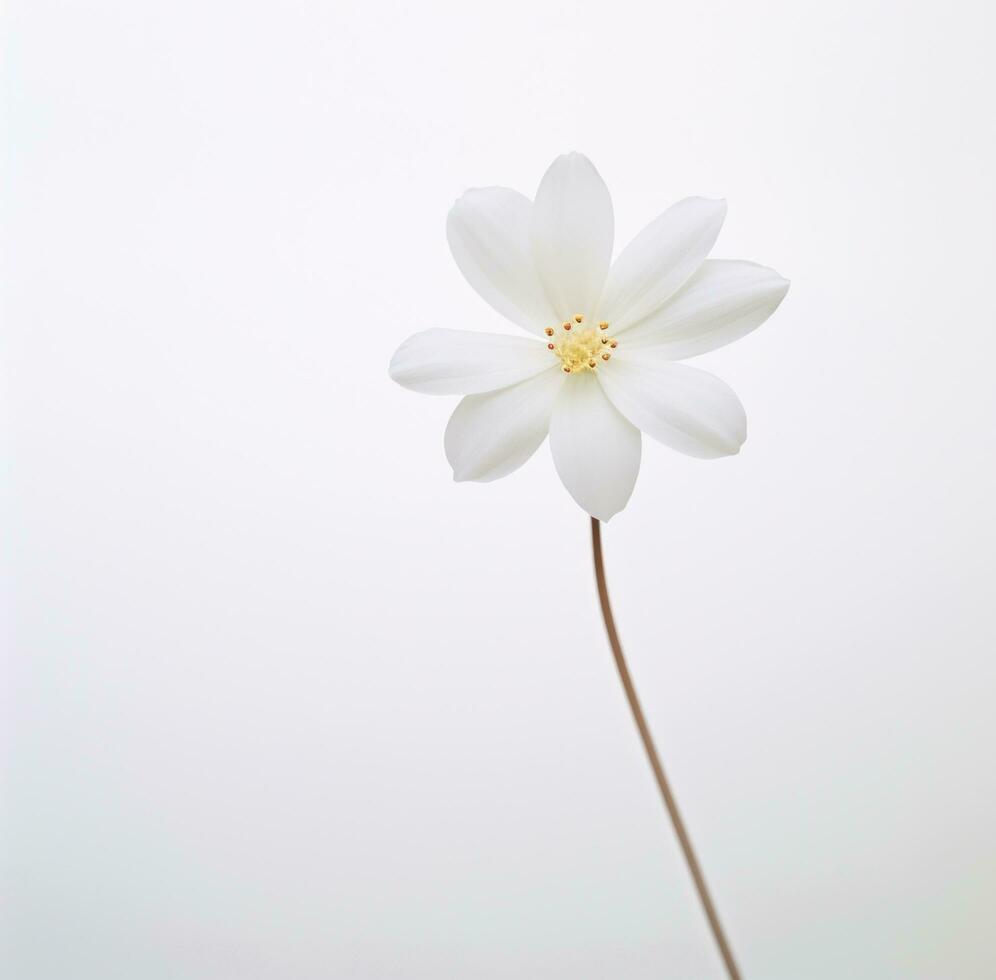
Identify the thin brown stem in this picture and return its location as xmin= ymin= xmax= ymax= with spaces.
xmin=590 ymin=517 xmax=742 ymax=980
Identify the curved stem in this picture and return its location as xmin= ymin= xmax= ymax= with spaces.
xmin=590 ymin=517 xmax=742 ymax=980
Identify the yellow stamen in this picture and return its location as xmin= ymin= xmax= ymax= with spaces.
xmin=547 ymin=318 xmax=619 ymax=375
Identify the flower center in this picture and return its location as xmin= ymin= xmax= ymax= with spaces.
xmin=544 ymin=315 xmax=618 ymax=374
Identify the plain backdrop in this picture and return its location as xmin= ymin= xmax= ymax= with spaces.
xmin=4 ymin=1 xmax=996 ymax=978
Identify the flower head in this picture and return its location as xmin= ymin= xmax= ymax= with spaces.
xmin=389 ymin=153 xmax=789 ymax=521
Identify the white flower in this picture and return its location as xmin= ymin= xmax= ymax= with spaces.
xmin=389 ymin=153 xmax=789 ymax=521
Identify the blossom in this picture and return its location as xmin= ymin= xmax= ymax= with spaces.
xmin=389 ymin=153 xmax=789 ymax=521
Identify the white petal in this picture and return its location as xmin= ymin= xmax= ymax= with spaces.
xmin=549 ymin=371 xmax=640 ymax=521
xmin=447 ymin=188 xmax=557 ymax=335
xmin=599 ymin=197 xmax=727 ymax=331
xmin=598 ymin=353 xmax=746 ymax=459
xmin=617 ymin=260 xmax=790 ymax=358
xmin=445 ymin=368 xmax=563 ymax=482
xmin=389 ymin=329 xmax=553 ymax=395
xmin=531 ymin=153 xmax=614 ymax=322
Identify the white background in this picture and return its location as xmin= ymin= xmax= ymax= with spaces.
xmin=5 ymin=1 xmax=996 ymax=978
